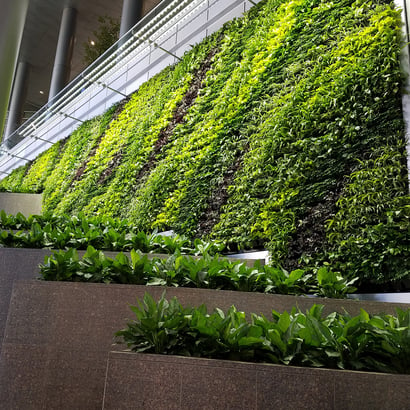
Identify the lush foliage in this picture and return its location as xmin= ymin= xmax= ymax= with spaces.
xmin=210 ymin=0 xmax=409 ymax=282
xmin=43 ymin=108 xmax=117 ymax=213
xmin=0 ymin=0 xmax=408 ymax=285
xmin=0 ymin=164 xmax=29 ymax=192
xmin=39 ymin=245 xmax=357 ymax=298
xmin=0 ymin=142 xmax=63 ymax=193
xmin=0 ymin=211 xmax=223 ymax=255
xmin=325 ymin=145 xmax=410 ymax=283
xmin=116 ymin=293 xmax=410 ymax=374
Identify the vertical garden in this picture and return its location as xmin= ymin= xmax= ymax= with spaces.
xmin=1 ymin=0 xmax=409 ymax=286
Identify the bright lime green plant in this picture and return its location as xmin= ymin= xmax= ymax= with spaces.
xmin=42 ymin=108 xmax=116 ymax=212
xmin=19 ymin=141 xmax=62 ymax=193
xmin=0 ymin=163 xmax=29 ymax=192
xmin=0 ymin=0 xmax=408 ymax=285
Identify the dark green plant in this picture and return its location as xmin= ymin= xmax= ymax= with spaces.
xmin=0 ymin=212 xmax=225 ymax=255
xmin=40 ymin=248 xmax=80 ymax=281
xmin=325 ymin=146 xmax=410 ymax=283
xmin=1 ymin=0 xmax=408 ymax=286
xmin=315 ymin=266 xmax=358 ymax=298
xmin=116 ymin=292 xmax=192 ymax=354
xmin=264 ymin=266 xmax=311 ymax=295
xmin=38 ymin=246 xmax=357 ymax=298
xmin=116 ymin=293 xmax=410 ymax=374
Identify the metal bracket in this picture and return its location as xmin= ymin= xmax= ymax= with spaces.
xmin=57 ymin=111 xmax=84 ymax=123
xmin=148 ymin=39 xmax=182 ymax=61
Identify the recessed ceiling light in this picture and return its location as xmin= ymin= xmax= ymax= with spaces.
xmin=39 ymin=90 xmax=44 ymax=94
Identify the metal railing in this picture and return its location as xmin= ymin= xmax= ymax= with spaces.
xmin=0 ymin=0 xmax=210 ymax=176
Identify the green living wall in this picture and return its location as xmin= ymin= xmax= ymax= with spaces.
xmin=1 ymin=0 xmax=409 ymax=284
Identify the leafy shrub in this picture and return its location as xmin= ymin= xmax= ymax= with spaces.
xmin=116 ymin=293 xmax=410 ymax=374
xmin=0 ymin=211 xmax=224 ymax=255
xmin=0 ymin=0 xmax=408 ymax=285
xmin=39 ymin=245 xmax=357 ymax=298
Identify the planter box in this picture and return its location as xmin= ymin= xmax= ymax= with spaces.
xmin=0 ymin=248 xmax=46 ymax=354
xmin=103 ymin=352 xmax=410 ymax=410
xmin=0 ymin=246 xmax=263 ymax=355
xmin=1 ymin=280 xmax=409 ymax=409
xmin=0 ymin=192 xmax=42 ymax=216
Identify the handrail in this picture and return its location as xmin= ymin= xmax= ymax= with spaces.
xmin=0 ymin=0 xmax=208 ymax=175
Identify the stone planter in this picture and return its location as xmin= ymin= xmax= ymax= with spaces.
xmin=0 ymin=281 xmax=409 ymax=409
xmin=0 ymin=192 xmax=42 ymax=216
xmin=0 ymin=247 xmax=264 ymax=356
xmin=103 ymin=351 xmax=410 ymax=410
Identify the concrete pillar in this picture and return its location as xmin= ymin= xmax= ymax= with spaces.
xmin=48 ymin=7 xmax=77 ymax=103
xmin=120 ymin=0 xmax=143 ymax=37
xmin=405 ymin=0 xmax=410 ymax=183
xmin=395 ymin=0 xmax=410 ymax=184
xmin=4 ymin=61 xmax=30 ymax=141
xmin=0 ymin=0 xmax=29 ymax=141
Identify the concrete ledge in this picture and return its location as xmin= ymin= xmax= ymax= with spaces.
xmin=0 ymin=248 xmax=262 ymax=352
xmin=103 ymin=352 xmax=410 ymax=410
xmin=0 ymin=192 xmax=42 ymax=216
xmin=0 ymin=246 xmax=262 ymax=355
xmin=0 ymin=280 xmax=409 ymax=409
xmin=0 ymin=248 xmax=45 ymax=355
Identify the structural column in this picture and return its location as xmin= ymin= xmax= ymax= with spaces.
xmin=4 ymin=61 xmax=30 ymax=144
xmin=48 ymin=7 xmax=77 ymax=103
xmin=0 ymin=0 xmax=30 ymax=141
xmin=395 ymin=0 xmax=410 ymax=184
xmin=120 ymin=0 xmax=143 ymax=37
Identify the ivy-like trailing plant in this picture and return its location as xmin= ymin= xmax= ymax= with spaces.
xmin=116 ymin=293 xmax=410 ymax=374
xmin=39 ymin=245 xmax=357 ymax=298
xmin=0 ymin=0 xmax=408 ymax=286
xmin=15 ymin=141 xmax=63 ymax=193
xmin=211 ymin=1 xmax=408 ymax=270
xmin=324 ymin=144 xmax=410 ymax=284
xmin=0 ymin=163 xmax=29 ymax=192
xmin=42 ymin=108 xmax=117 ymax=213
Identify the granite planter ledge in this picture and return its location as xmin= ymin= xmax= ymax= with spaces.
xmin=0 ymin=246 xmax=264 ymax=357
xmin=1 ymin=280 xmax=409 ymax=410
xmin=0 ymin=192 xmax=42 ymax=216
xmin=1 ymin=280 xmax=410 ymax=409
xmin=103 ymin=351 xmax=410 ymax=410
